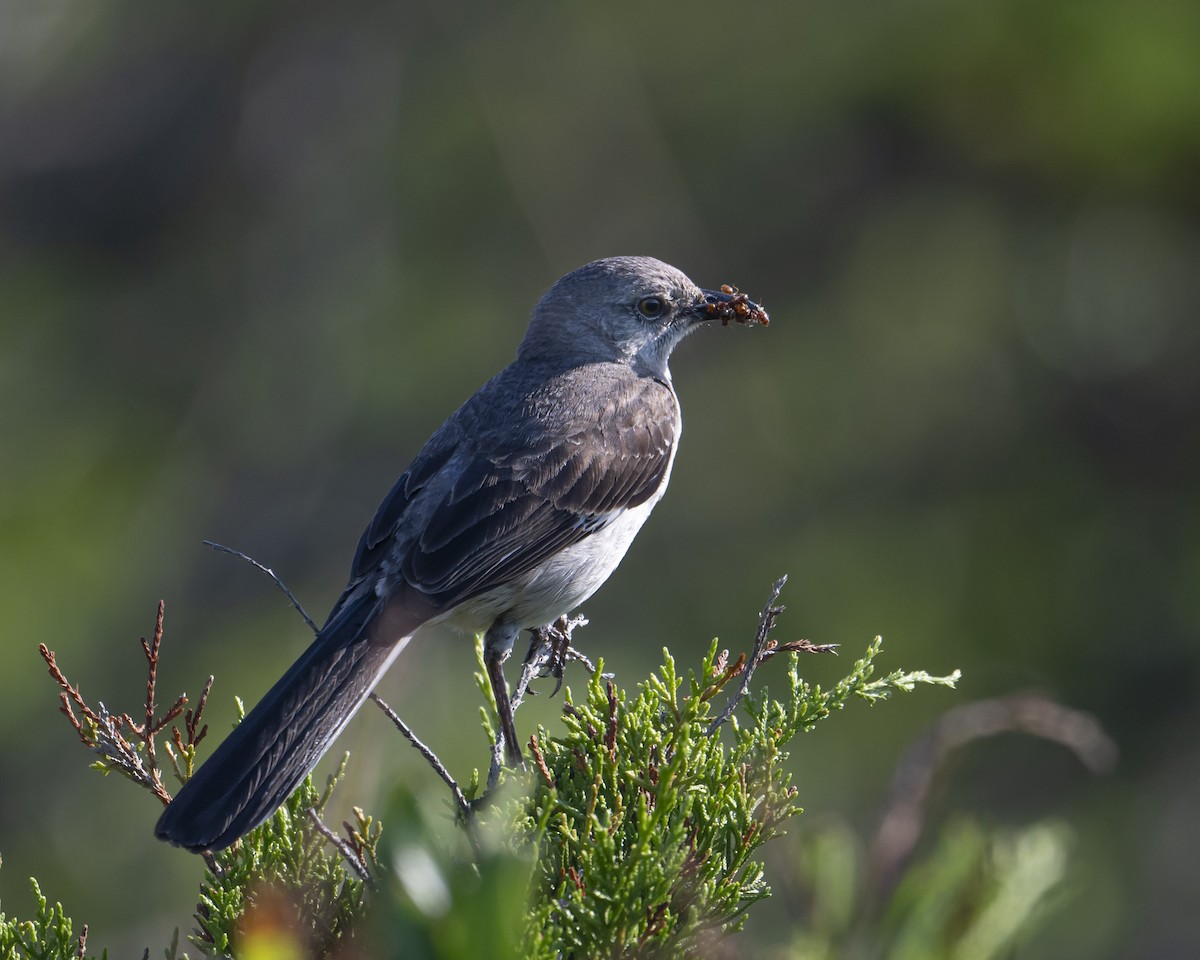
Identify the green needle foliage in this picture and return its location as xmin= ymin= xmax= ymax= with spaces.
xmin=503 ymin=638 xmax=960 ymax=959
xmin=780 ymin=817 xmax=1075 ymax=960
xmin=0 ymin=867 xmax=103 ymax=960
xmin=882 ymin=820 xmax=1073 ymax=960
xmin=13 ymin=599 xmax=1039 ymax=960
xmin=192 ymin=754 xmax=378 ymax=958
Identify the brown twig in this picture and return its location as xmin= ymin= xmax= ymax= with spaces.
xmin=605 ymin=682 xmax=618 ymax=764
xmin=763 ymin=637 xmax=840 ymax=658
xmin=704 ymin=576 xmax=838 ymax=736
xmin=867 ymin=691 xmax=1119 ymax=900
xmin=187 ymin=675 xmax=213 ymax=747
xmin=39 ymin=604 xmax=195 ymax=806
xmin=142 ymin=603 xmax=164 ymax=771
xmin=121 ymin=602 xmax=189 ymax=793
xmin=529 ymin=733 xmax=555 ymax=788
xmin=40 ymin=644 xmax=103 ymax=739
xmin=698 ymin=652 xmax=747 ymax=704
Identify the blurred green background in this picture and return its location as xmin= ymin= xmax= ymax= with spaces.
xmin=2 ymin=0 xmax=1198 ymax=955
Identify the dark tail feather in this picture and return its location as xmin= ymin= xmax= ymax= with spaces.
xmin=155 ymin=595 xmax=416 ymax=852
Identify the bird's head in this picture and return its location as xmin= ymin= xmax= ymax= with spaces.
xmin=519 ymin=256 xmax=767 ymax=379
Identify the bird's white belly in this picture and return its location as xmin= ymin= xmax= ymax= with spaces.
xmin=435 ymin=424 xmax=679 ymax=636
xmin=435 ymin=491 xmax=664 ymax=636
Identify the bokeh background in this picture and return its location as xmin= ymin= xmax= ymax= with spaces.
xmin=2 ymin=0 xmax=1198 ymax=956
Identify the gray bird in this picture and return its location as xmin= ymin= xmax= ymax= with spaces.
xmin=155 ymin=256 xmax=767 ymax=852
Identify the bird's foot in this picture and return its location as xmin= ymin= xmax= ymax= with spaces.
xmin=525 ymin=614 xmax=590 ymax=696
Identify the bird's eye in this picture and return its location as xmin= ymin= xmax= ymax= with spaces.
xmin=636 ymin=295 xmax=668 ymax=319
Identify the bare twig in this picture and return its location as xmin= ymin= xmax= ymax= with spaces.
xmin=207 ymin=542 xmax=484 ymax=849
xmin=704 ymin=576 xmax=838 ymax=736
xmin=762 ymin=637 xmax=840 ymax=658
xmin=369 ymin=692 xmax=474 ymax=829
xmin=203 ymin=540 xmax=319 ymax=635
xmin=706 ymin=576 xmax=789 ymax=734
xmin=40 ymin=643 xmax=103 ymax=742
xmin=307 ymin=807 xmax=371 ymax=881
xmin=707 ymin=577 xmax=781 ymax=733
xmin=487 ymin=735 xmax=506 ymax=795
xmin=141 ymin=603 xmax=164 ymax=771
xmin=39 ymin=603 xmax=192 ymax=806
xmin=122 ymin=602 xmax=188 ymax=792
xmin=868 ymin=692 xmax=1119 ymax=900
xmin=186 ymin=675 xmax=213 ymax=747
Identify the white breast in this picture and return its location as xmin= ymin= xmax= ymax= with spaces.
xmin=437 ymin=404 xmax=682 ymax=635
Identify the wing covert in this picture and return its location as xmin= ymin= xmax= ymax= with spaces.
xmin=401 ymin=378 xmax=678 ymax=608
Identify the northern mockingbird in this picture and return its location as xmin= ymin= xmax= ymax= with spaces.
xmin=155 ymin=256 xmax=767 ymax=852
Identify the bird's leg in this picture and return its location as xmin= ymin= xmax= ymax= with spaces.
xmin=483 ymin=622 xmax=524 ymax=768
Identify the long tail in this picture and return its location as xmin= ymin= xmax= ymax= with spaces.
xmin=155 ymin=593 xmax=418 ymax=852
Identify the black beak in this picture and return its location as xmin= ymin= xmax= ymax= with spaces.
xmin=694 ymin=286 xmax=770 ymax=327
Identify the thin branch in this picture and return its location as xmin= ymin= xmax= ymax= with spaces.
xmin=187 ymin=675 xmax=213 ymax=747
xmin=566 ymin=645 xmax=601 ymax=675
xmin=762 ymin=637 xmax=840 ymax=658
xmin=124 ymin=601 xmax=188 ymax=787
xmin=40 ymin=643 xmax=104 ymax=734
xmin=203 ymin=542 xmax=482 ymax=850
xmin=141 ymin=602 xmax=164 ymax=771
xmin=867 ymin=692 xmax=1119 ymax=900
xmin=369 ymin=692 xmax=475 ymax=829
xmin=706 ymin=576 xmax=786 ymax=735
xmin=307 ymin=808 xmax=371 ymax=881
xmin=203 ymin=540 xmax=319 ymax=635
xmin=704 ymin=575 xmax=838 ymax=736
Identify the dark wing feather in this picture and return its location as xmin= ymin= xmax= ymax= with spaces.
xmin=343 ymin=431 xmax=458 ymax=585
xmin=401 ymin=376 xmax=678 ymax=608
xmin=329 ymin=371 xmax=677 ymax=620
